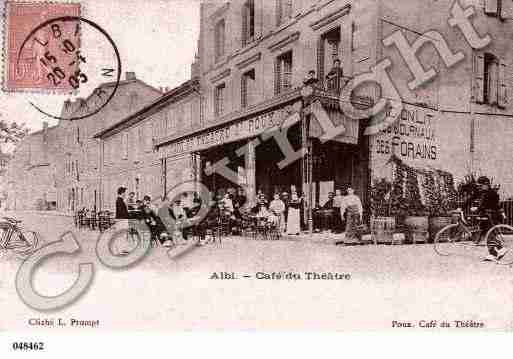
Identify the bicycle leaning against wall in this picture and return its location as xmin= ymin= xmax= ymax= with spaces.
xmin=433 ymin=208 xmax=513 ymax=265
xmin=0 ymin=217 xmax=40 ymax=259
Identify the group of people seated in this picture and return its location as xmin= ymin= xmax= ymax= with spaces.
xmin=249 ymin=187 xmax=303 ymax=235
xmin=115 ymin=187 xmax=203 ymax=247
xmin=113 ymin=183 xmax=363 ymax=246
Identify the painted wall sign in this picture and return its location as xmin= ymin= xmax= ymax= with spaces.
xmin=373 ymin=105 xmax=438 ymax=162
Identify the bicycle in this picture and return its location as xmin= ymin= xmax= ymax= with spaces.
xmin=0 ymin=216 xmax=40 ymax=258
xmin=433 ymin=208 xmax=513 ymax=265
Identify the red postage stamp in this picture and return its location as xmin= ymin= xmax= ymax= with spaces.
xmin=3 ymin=1 xmax=81 ymax=92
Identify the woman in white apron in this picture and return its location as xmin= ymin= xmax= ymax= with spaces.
xmin=286 ymin=193 xmax=301 ymax=235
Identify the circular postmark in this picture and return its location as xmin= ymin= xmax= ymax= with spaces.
xmin=16 ymin=16 xmax=122 ymax=121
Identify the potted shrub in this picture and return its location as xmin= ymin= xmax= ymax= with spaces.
xmin=370 ymin=177 xmax=396 ymax=244
xmin=403 ymin=167 xmax=429 ymax=243
xmin=426 ymin=170 xmax=457 ymax=242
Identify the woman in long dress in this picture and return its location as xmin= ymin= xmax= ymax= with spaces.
xmin=287 ymin=193 xmax=301 ymax=235
xmin=339 ymin=187 xmax=363 ymax=243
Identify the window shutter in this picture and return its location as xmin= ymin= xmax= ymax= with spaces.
xmin=485 ymin=0 xmax=498 ymax=15
xmin=473 ymin=53 xmax=485 ymax=103
xmin=488 ymin=61 xmax=499 ymax=105
xmin=242 ymin=4 xmax=247 ymax=46
xmin=276 ymin=0 xmax=282 ymax=26
xmin=121 ymin=134 xmax=126 ymax=159
xmin=498 ymin=60 xmax=508 ymax=108
xmin=283 ymin=55 xmax=292 ymax=89
xmin=317 ymin=37 xmax=325 ymax=90
xmin=241 ymin=75 xmax=247 ymax=108
xmin=274 ymin=58 xmax=281 ymax=95
xmin=285 ymin=0 xmax=292 ymax=20
xmin=124 ymin=132 xmax=129 ymax=159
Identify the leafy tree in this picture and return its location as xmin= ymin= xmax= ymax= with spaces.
xmin=0 ymin=119 xmax=29 ymax=149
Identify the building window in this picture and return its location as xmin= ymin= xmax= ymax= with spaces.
xmin=474 ymin=52 xmax=508 ymax=107
xmin=214 ymin=19 xmax=225 ymax=63
xmin=317 ymin=27 xmax=341 ymax=88
xmin=122 ymin=132 xmax=129 ymax=159
xmin=241 ymin=69 xmax=256 ymax=108
xmin=484 ymin=0 xmax=502 ymax=18
xmin=276 ymin=0 xmax=293 ymax=26
xmin=484 ymin=53 xmax=499 ymax=105
xmin=214 ymin=83 xmax=226 ymax=117
xmin=129 ymin=93 xmax=138 ymax=111
xmin=145 ymin=122 xmax=153 ymax=152
xmin=274 ymin=51 xmax=293 ymax=95
xmin=242 ymin=0 xmax=255 ymax=47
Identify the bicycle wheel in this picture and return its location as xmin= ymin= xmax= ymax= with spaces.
xmin=434 ymin=223 xmax=471 ymax=256
xmin=484 ymin=224 xmax=513 ymax=265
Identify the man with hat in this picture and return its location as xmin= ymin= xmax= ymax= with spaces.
xmin=474 ymin=176 xmax=508 ymax=261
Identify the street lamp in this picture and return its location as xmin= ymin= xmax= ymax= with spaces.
xmin=301 ymin=70 xmax=319 ymax=235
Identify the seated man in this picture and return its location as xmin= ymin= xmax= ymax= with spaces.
xmin=314 ymin=192 xmax=336 ymax=232
xmin=141 ymin=205 xmax=172 ymax=247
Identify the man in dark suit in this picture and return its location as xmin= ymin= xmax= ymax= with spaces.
xmin=115 ymin=187 xmax=129 ymax=219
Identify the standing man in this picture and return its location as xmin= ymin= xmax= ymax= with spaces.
xmin=115 ymin=187 xmax=129 ymax=219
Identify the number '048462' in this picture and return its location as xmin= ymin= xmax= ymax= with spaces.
xmin=12 ymin=342 xmax=45 ymax=351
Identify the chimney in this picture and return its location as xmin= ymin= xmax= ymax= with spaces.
xmin=125 ymin=72 xmax=136 ymax=81
xmin=191 ymin=52 xmax=200 ymax=79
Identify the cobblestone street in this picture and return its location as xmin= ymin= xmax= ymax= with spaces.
xmin=1 ymin=211 xmax=513 ymax=331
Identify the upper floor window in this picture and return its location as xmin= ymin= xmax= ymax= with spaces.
xmin=241 ymin=69 xmax=256 ymax=108
xmin=214 ymin=83 xmax=226 ymax=117
xmin=474 ymin=52 xmax=508 ymax=107
xmin=276 ymin=0 xmax=293 ymax=26
xmin=214 ymin=19 xmax=226 ymax=62
xmin=122 ymin=132 xmax=129 ymax=160
xmin=274 ymin=51 xmax=293 ymax=95
xmin=242 ymin=0 xmax=255 ymax=47
xmin=129 ymin=93 xmax=139 ymax=112
xmin=317 ymin=27 xmax=341 ymax=88
xmin=145 ymin=122 xmax=153 ymax=152
xmin=485 ymin=0 xmax=502 ymax=18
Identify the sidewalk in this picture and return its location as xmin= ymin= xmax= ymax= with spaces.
xmin=0 ymin=209 xmax=73 ymax=218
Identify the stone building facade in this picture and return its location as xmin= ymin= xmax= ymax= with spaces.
xmin=156 ymin=0 xmax=513 ymax=221
xmin=55 ymin=72 xmax=162 ymax=212
xmin=94 ymin=78 xmax=200 ymax=211
xmin=6 ymin=0 xmax=513 ymax=216
xmin=4 ymin=122 xmax=60 ymax=210
xmin=4 ymin=72 xmax=162 ymax=211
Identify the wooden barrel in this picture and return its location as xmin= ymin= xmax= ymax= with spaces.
xmin=429 ymin=216 xmax=452 ymax=243
xmin=371 ymin=217 xmax=396 ymax=243
xmin=404 ymin=216 xmax=429 ymax=243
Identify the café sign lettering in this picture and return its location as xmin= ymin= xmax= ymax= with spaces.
xmin=163 ymin=105 xmax=296 ymax=156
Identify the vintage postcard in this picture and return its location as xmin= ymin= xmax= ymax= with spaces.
xmin=1 ymin=0 xmax=513 ymax=348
